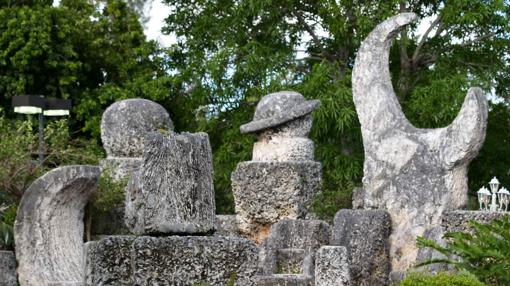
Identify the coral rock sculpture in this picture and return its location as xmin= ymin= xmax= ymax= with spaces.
xmin=233 ymin=91 xmax=322 ymax=242
xmin=14 ymin=166 xmax=100 ymax=286
xmin=352 ymin=12 xmax=488 ymax=277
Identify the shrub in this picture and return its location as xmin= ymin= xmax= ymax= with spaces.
xmin=417 ymin=215 xmax=510 ymax=285
xmin=400 ymin=271 xmax=485 ymax=286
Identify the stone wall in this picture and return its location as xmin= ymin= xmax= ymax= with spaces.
xmin=85 ymin=235 xmax=259 ymax=285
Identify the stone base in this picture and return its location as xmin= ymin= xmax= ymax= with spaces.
xmin=315 ymin=246 xmax=351 ymax=286
xmin=442 ymin=210 xmax=507 ymax=234
xmin=256 ymin=275 xmax=313 ymax=286
xmin=100 ymin=157 xmax=141 ymax=181
xmin=232 ymin=161 xmax=322 ymax=241
xmin=0 ymin=251 xmax=17 ymax=286
xmin=331 ymin=209 xmax=391 ymax=286
xmin=85 ymin=235 xmax=258 ymax=285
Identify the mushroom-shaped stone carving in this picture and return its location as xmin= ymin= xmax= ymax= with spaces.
xmin=14 ymin=165 xmax=101 ymax=286
xmin=240 ymin=91 xmax=320 ymax=161
xmin=352 ymin=13 xmax=488 ymax=276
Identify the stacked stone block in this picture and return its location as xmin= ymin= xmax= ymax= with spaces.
xmin=124 ymin=132 xmax=216 ymax=235
xmin=257 ymin=219 xmax=331 ymax=285
xmin=0 ymin=251 xmax=17 ymax=286
xmin=233 ymin=91 xmax=322 ymax=242
xmin=331 ymin=209 xmax=391 ymax=286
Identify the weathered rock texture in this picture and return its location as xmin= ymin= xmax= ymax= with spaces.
xmin=99 ymin=157 xmax=142 ymax=182
xmin=315 ymin=246 xmax=351 ymax=286
xmin=232 ymin=162 xmax=322 ymax=241
xmin=331 ymin=209 xmax=391 ymax=286
xmin=85 ymin=235 xmax=259 ymax=285
xmin=216 ymin=215 xmax=239 ymax=236
xmin=101 ymin=98 xmax=173 ymax=158
xmin=352 ymin=13 xmax=488 ymax=275
xmin=0 ymin=251 xmax=17 ymax=286
xmin=14 ymin=166 xmax=100 ymax=286
xmin=442 ymin=210 xmax=507 ymax=234
xmin=125 ymin=132 xmax=216 ymax=235
xmin=258 ymin=219 xmax=330 ymax=285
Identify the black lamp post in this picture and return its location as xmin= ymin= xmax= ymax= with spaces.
xmin=12 ymin=95 xmax=72 ymax=163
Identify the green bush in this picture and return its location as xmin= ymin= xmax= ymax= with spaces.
xmin=417 ymin=216 xmax=510 ymax=285
xmin=400 ymin=272 xmax=485 ymax=286
xmin=90 ymin=171 xmax=127 ymax=214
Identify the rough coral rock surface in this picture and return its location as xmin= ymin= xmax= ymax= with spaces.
xmin=85 ymin=235 xmax=259 ymax=285
xmin=14 ymin=166 xmax=100 ymax=286
xmin=442 ymin=210 xmax=507 ymax=234
xmin=352 ymin=13 xmax=488 ymax=276
xmin=331 ymin=209 xmax=391 ymax=286
xmin=99 ymin=157 xmax=142 ymax=182
xmin=0 ymin=251 xmax=17 ymax=286
xmin=315 ymin=246 xmax=351 ymax=286
xmin=258 ymin=219 xmax=330 ymax=285
xmin=232 ymin=162 xmax=322 ymax=241
xmin=125 ymin=132 xmax=216 ymax=235
xmin=101 ymin=98 xmax=173 ymax=158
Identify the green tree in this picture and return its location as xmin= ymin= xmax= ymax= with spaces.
xmin=0 ymin=0 xmax=176 ymax=138
xmin=162 ymin=0 xmax=510 ymax=215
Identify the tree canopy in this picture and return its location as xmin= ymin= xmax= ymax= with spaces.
xmin=162 ymin=0 xmax=510 ymax=214
xmin=0 ymin=0 xmax=508 ymax=217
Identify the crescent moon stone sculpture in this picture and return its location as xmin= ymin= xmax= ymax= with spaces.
xmin=14 ymin=166 xmax=100 ymax=286
xmin=352 ymin=13 xmax=488 ymax=276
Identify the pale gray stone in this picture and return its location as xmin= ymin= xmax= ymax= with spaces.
xmin=256 ymin=275 xmax=313 ymax=286
xmin=99 ymin=157 xmax=142 ymax=182
xmin=101 ymin=98 xmax=173 ymax=158
xmin=351 ymin=188 xmax=365 ymax=209
xmin=331 ymin=209 xmax=390 ymax=286
xmin=14 ymin=166 xmax=100 ymax=286
xmin=85 ymin=236 xmax=259 ymax=286
xmin=442 ymin=210 xmax=507 ymax=234
xmin=352 ymin=12 xmax=488 ymax=275
xmin=258 ymin=219 xmax=330 ymax=286
xmin=0 ymin=251 xmax=17 ymax=286
xmin=264 ymin=219 xmax=330 ymax=254
xmin=232 ymin=162 xmax=322 ymax=242
xmin=125 ymin=132 xmax=216 ymax=235
xmin=240 ymin=91 xmax=319 ymax=134
xmin=315 ymin=246 xmax=351 ymax=286
xmin=216 ymin=215 xmax=239 ymax=236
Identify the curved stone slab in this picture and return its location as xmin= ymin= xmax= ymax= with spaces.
xmin=14 ymin=165 xmax=101 ymax=286
xmin=352 ymin=13 xmax=488 ymax=276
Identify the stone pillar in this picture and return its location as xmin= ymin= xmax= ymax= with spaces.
xmin=124 ymin=132 xmax=216 ymax=235
xmin=352 ymin=13 xmax=488 ymax=277
xmin=14 ymin=166 xmax=100 ymax=286
xmin=233 ymin=91 xmax=322 ymax=242
xmin=0 ymin=251 xmax=17 ymax=286
xmin=257 ymin=219 xmax=330 ymax=285
xmin=331 ymin=209 xmax=391 ymax=286
xmin=100 ymin=98 xmax=173 ymax=181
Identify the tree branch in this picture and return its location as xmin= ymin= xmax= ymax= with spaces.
xmin=412 ymin=16 xmax=442 ymax=61
xmin=292 ymin=9 xmax=333 ymax=62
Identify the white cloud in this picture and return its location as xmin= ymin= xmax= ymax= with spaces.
xmin=144 ymin=1 xmax=176 ymax=47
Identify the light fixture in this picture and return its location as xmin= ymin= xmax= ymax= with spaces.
xmin=43 ymin=98 xmax=71 ymax=116
xmin=12 ymin=95 xmax=45 ymax=114
xmin=12 ymin=95 xmax=71 ymax=163
xmin=477 ymin=187 xmax=491 ymax=211
xmin=489 ymin=177 xmax=500 ymax=211
xmin=497 ymin=187 xmax=510 ymax=212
